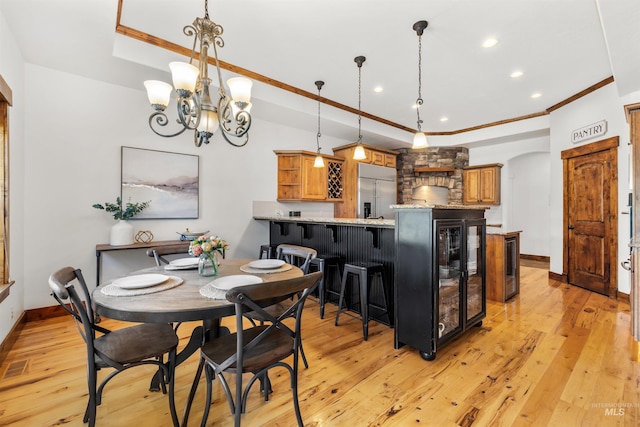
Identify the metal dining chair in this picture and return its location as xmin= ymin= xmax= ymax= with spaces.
xmin=48 ymin=267 xmax=179 ymax=427
xmin=184 ymin=271 xmax=322 ymax=427
xmin=145 ymin=242 xmax=192 ymax=266
xmin=244 ymin=244 xmax=317 ymax=368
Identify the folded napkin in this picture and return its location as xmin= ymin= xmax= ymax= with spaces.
xmin=101 ymin=276 xmax=184 ymax=297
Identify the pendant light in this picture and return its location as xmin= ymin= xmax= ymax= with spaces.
xmin=353 ymin=56 xmax=367 ymax=160
xmin=412 ymin=20 xmax=429 ymax=149
xmin=313 ymin=81 xmax=325 ymax=168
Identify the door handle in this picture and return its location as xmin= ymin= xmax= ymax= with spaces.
xmin=568 ymin=225 xmax=575 ymax=230
xmin=622 ymin=260 xmax=631 ymax=271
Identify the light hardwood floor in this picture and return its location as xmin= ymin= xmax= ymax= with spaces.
xmin=1 ymin=263 xmax=639 ymax=426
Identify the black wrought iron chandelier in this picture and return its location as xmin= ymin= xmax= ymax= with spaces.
xmin=313 ymin=80 xmax=325 ymax=168
xmin=412 ymin=20 xmax=429 ymax=149
xmin=143 ymin=0 xmax=252 ymax=147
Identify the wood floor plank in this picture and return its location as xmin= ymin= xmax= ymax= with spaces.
xmin=1 ymin=264 xmax=639 ymax=426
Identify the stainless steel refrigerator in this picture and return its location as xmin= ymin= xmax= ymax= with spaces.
xmin=357 ymin=163 xmax=397 ymax=219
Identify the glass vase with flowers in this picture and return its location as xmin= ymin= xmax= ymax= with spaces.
xmin=189 ymin=235 xmax=229 ymax=276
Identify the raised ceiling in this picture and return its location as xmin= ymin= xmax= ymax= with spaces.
xmin=1 ymin=0 xmax=639 ymax=149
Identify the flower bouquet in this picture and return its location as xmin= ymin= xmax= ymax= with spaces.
xmin=189 ymin=235 xmax=229 ymax=276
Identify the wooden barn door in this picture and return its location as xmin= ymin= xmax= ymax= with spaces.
xmin=562 ymin=137 xmax=618 ymax=296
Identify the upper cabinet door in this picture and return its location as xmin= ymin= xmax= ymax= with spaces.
xmin=463 ymin=164 xmax=502 ymax=205
xmin=301 ymin=155 xmax=327 ymax=200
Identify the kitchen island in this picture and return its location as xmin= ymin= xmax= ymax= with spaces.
xmin=253 ymin=215 xmax=395 ymax=325
xmin=255 ymin=204 xmax=486 ymax=333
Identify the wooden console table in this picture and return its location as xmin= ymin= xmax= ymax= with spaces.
xmin=95 ymin=240 xmax=190 ymax=285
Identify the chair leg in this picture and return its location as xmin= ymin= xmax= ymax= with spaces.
xmin=318 ymin=273 xmax=326 ymax=319
xmin=85 ymin=365 xmax=97 ymax=427
xmin=360 ymin=270 xmax=369 ymax=341
xmin=335 ymin=271 xmax=349 ymax=326
xmin=200 ymin=364 xmax=214 ymax=427
xmin=167 ymin=350 xmax=179 ymax=427
xmin=183 ymin=357 xmax=205 ymax=426
xmin=298 ymin=341 xmax=309 ymax=369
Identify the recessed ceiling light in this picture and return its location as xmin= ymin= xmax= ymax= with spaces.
xmin=440 ymin=117 xmax=449 ymax=122
xmin=374 ymin=86 xmax=384 ymax=93
xmin=412 ymin=103 xmax=419 ymax=109
xmin=531 ymin=92 xmax=542 ymax=99
xmin=482 ymin=38 xmax=499 ymax=48
xmin=510 ymin=70 xmax=524 ymax=78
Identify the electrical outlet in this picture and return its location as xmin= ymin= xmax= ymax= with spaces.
xmin=10 ymin=306 xmax=14 ymax=320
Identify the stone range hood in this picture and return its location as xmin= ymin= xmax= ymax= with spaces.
xmin=396 ymin=147 xmax=469 ymax=205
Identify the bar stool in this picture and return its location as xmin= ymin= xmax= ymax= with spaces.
xmin=258 ymin=244 xmax=278 ymax=259
xmin=308 ymin=255 xmax=342 ymax=319
xmin=335 ymin=261 xmax=389 ymax=340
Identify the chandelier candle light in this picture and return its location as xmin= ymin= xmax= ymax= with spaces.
xmin=352 ymin=56 xmax=367 ymax=160
xmin=144 ymin=0 xmax=253 ymax=147
xmin=314 ymin=80 xmax=325 ymax=168
xmin=412 ymin=20 xmax=429 ymax=149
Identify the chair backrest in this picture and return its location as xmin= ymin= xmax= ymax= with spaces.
xmin=222 ymin=271 xmax=322 ymax=370
xmin=48 ymin=267 xmax=102 ymax=357
xmin=276 ymin=244 xmax=317 ymax=274
xmin=146 ymin=242 xmax=191 ymax=266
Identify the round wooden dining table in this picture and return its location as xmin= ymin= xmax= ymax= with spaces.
xmin=92 ymin=258 xmax=303 ymax=324
xmin=92 ymin=258 xmax=303 ymax=398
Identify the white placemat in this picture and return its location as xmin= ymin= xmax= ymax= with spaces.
xmin=199 ymin=275 xmax=264 ymax=299
xmin=101 ymin=276 xmax=184 ymax=296
xmin=239 ymin=263 xmax=293 ymax=274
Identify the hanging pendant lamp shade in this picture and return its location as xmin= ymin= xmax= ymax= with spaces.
xmin=352 ymin=56 xmax=367 ymax=160
xmin=412 ymin=20 xmax=429 ymax=149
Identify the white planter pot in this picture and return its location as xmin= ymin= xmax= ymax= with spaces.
xmin=110 ymin=220 xmax=134 ymax=246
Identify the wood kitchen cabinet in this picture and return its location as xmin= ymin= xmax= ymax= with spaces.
xmin=463 ymin=163 xmax=502 ymax=205
xmin=395 ymin=207 xmax=486 ymax=361
xmin=486 ymin=231 xmax=520 ymax=302
xmin=274 ymin=150 xmax=343 ymax=202
xmin=332 ymin=142 xmax=398 ymax=218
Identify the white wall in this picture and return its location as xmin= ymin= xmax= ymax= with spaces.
xmin=0 ymin=6 xmax=26 ymax=344
xmin=508 ymin=152 xmax=550 ymax=256
xmin=469 ymin=136 xmax=550 ymax=256
xmin=19 ymin=63 xmax=350 ymax=311
xmin=549 ymin=84 xmax=634 ymax=293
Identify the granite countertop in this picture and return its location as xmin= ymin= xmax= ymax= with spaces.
xmin=253 ymin=215 xmax=395 ymax=228
xmin=390 ymin=203 xmax=488 ymax=210
xmin=487 ymin=229 xmax=523 ymax=236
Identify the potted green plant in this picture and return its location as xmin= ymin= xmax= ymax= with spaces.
xmin=93 ymin=197 xmax=151 ymax=245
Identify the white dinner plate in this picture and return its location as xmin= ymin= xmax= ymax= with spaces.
xmin=112 ymin=273 xmax=170 ymax=289
xmin=169 ymin=257 xmax=200 ymax=267
xmin=247 ymin=259 xmax=285 ymax=269
xmin=211 ymin=275 xmax=263 ymax=291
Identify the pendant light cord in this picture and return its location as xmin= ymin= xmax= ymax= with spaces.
xmin=316 ymin=83 xmax=322 ymax=151
xmin=416 ymin=31 xmax=424 ymax=132
xmin=357 ymin=61 xmax=363 ymax=142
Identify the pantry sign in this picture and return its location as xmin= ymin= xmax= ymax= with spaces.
xmin=571 ymin=120 xmax=607 ymax=144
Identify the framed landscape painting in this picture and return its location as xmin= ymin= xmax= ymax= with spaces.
xmin=121 ymin=146 xmax=199 ymax=219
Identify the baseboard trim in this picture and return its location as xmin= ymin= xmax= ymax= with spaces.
xmin=0 ymin=311 xmax=26 ymax=366
xmin=617 ymin=291 xmax=630 ymax=304
xmin=549 ymin=271 xmax=567 ymax=283
xmin=521 ymin=254 xmax=550 ymax=263
xmin=24 ymin=304 xmax=69 ymax=322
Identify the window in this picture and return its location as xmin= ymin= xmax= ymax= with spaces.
xmin=0 ymin=74 xmax=12 ymax=300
